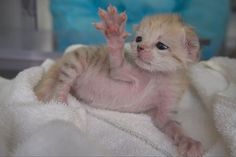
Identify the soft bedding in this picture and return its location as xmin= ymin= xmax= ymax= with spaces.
xmin=0 ymin=45 xmax=235 ymax=156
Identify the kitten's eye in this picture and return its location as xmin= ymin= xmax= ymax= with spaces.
xmin=156 ymin=42 xmax=169 ymax=50
xmin=136 ymin=36 xmax=142 ymax=42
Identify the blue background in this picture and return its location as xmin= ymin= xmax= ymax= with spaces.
xmin=50 ymin=0 xmax=230 ymax=60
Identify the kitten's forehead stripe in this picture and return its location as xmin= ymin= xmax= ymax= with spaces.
xmin=74 ymin=51 xmax=79 ymax=59
xmin=138 ymin=14 xmax=184 ymax=32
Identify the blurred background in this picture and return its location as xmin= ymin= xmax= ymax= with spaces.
xmin=0 ymin=0 xmax=235 ymax=78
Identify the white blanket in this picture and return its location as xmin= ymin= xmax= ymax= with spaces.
xmin=0 ymin=47 xmax=235 ymax=156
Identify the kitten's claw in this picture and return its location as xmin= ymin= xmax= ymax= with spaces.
xmin=177 ymin=136 xmax=204 ymax=157
xmin=54 ymin=90 xmax=69 ymax=105
xmin=107 ymin=4 xmax=117 ymax=15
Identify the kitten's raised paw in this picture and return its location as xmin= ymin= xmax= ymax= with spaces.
xmin=177 ymin=136 xmax=203 ymax=157
xmin=94 ymin=5 xmax=129 ymax=39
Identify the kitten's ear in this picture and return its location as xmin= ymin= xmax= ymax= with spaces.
xmin=183 ymin=26 xmax=200 ymax=62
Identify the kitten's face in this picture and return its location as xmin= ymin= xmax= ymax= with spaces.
xmin=131 ymin=15 xmax=199 ymax=72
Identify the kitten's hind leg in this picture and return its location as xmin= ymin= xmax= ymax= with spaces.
xmin=52 ymin=54 xmax=84 ymax=104
xmin=151 ymin=108 xmax=204 ymax=157
xmin=35 ymin=52 xmax=83 ymax=104
xmin=34 ymin=64 xmax=61 ymax=102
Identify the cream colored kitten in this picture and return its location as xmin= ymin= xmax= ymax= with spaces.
xmin=35 ymin=5 xmax=202 ymax=157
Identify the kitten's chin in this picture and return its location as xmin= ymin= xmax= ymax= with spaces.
xmin=135 ymin=58 xmax=155 ymax=72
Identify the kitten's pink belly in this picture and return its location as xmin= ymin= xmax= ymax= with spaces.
xmin=72 ymin=74 xmax=154 ymax=113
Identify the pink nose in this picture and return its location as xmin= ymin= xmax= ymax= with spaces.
xmin=137 ymin=45 xmax=144 ymax=52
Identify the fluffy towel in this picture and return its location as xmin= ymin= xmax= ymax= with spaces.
xmin=191 ymin=57 xmax=236 ymax=156
xmin=0 ymin=45 xmax=235 ymax=156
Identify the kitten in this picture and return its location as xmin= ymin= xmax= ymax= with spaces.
xmin=35 ymin=5 xmax=202 ymax=157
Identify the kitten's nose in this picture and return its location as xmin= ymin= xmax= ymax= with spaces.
xmin=137 ymin=45 xmax=144 ymax=52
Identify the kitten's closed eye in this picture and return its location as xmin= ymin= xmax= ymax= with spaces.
xmin=156 ymin=42 xmax=169 ymax=50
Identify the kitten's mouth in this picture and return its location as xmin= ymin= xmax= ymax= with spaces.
xmin=136 ymin=55 xmax=151 ymax=65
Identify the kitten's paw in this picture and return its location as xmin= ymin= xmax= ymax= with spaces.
xmin=94 ymin=5 xmax=129 ymax=39
xmin=177 ymin=136 xmax=203 ymax=157
xmin=35 ymin=90 xmax=46 ymax=101
xmin=34 ymin=84 xmax=53 ymax=103
xmin=54 ymin=62 xmax=80 ymax=105
xmin=54 ymin=89 xmax=69 ymax=105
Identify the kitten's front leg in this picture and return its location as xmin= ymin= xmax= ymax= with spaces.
xmin=53 ymin=62 xmax=78 ymax=103
xmin=151 ymin=107 xmax=204 ymax=157
xmin=94 ymin=5 xmax=134 ymax=83
xmin=94 ymin=5 xmax=128 ymax=63
xmin=52 ymin=54 xmax=84 ymax=104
